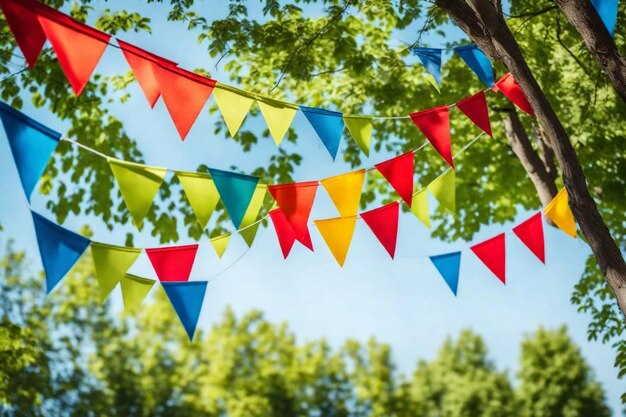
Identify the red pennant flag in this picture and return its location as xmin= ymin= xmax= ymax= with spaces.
xmin=0 ymin=0 xmax=48 ymax=67
xmin=470 ymin=233 xmax=506 ymax=284
xmin=410 ymin=106 xmax=454 ymax=168
xmin=268 ymin=181 xmax=318 ymax=242
xmin=117 ymin=40 xmax=177 ymax=108
xmin=456 ymin=91 xmax=492 ymax=137
xmin=360 ymin=201 xmax=400 ymax=259
xmin=375 ymin=152 xmax=414 ymax=207
xmin=496 ymin=73 xmax=534 ymax=116
xmin=146 ymin=244 xmax=199 ymax=282
xmin=269 ymin=208 xmax=314 ymax=258
xmin=152 ymin=65 xmax=216 ymax=140
xmin=37 ymin=14 xmax=111 ymax=95
xmin=513 ymin=212 xmax=545 ymax=263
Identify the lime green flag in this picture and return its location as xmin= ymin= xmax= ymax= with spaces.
xmin=239 ymin=184 xmax=267 ymax=247
xmin=109 ymin=158 xmax=166 ymax=230
xmin=91 ymin=242 xmax=142 ymax=302
xmin=177 ymin=172 xmax=220 ymax=229
xmin=213 ymin=84 xmax=255 ymax=137
xmin=411 ymin=188 xmax=430 ymax=228
xmin=210 ymin=234 xmax=231 ymax=258
xmin=427 ymin=169 xmax=455 ymax=213
xmin=258 ymin=99 xmax=298 ymax=146
xmin=343 ymin=115 xmax=372 ymax=156
xmin=120 ymin=273 xmax=155 ymax=311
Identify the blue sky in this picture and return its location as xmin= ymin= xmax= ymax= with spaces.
xmin=0 ymin=0 xmax=622 ymax=413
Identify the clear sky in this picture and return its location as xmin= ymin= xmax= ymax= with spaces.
xmin=0 ymin=0 xmax=621 ymax=414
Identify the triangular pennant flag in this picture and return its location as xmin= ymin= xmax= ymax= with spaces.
xmin=258 ymin=99 xmax=298 ymax=146
xmin=268 ymin=181 xmax=318 ymax=241
xmin=410 ymin=106 xmax=453 ymax=168
xmin=146 ymin=244 xmax=199 ymax=282
xmin=212 ymin=86 xmax=254 ymax=137
xmin=208 ymin=168 xmax=260 ymax=229
xmin=343 ymin=115 xmax=373 ymax=156
xmin=411 ymin=188 xmax=430 ymax=228
xmin=37 ymin=15 xmax=111 ymax=95
xmin=300 ymin=106 xmax=344 ymax=160
xmin=152 ymin=65 xmax=216 ymax=140
xmin=269 ymin=208 xmax=297 ymax=258
xmin=0 ymin=0 xmax=47 ymax=67
xmin=470 ymin=233 xmax=506 ymax=284
xmin=117 ymin=39 xmax=177 ymax=108
xmin=162 ymin=281 xmax=207 ymax=341
xmin=210 ymin=234 xmax=231 ymax=259
xmin=513 ymin=212 xmax=545 ymax=263
xmin=413 ymin=48 xmax=443 ymax=86
xmin=91 ymin=242 xmax=141 ymax=302
xmin=314 ymin=216 xmax=357 ymax=267
xmin=427 ymin=169 xmax=455 ymax=213
xmin=591 ymin=0 xmax=618 ymax=36
xmin=176 ymin=172 xmax=220 ymax=229
xmin=120 ymin=273 xmax=155 ymax=311
xmin=109 ymin=159 xmax=166 ymax=230
xmin=0 ymin=102 xmax=60 ymax=200
xmin=544 ymin=188 xmax=577 ymax=238
xmin=495 ymin=73 xmax=534 ymax=116
xmin=320 ymin=169 xmax=365 ymax=217
xmin=456 ymin=91 xmax=492 ymax=137
xmin=360 ymin=202 xmax=400 ymax=259
xmin=430 ymin=251 xmax=462 ymax=295
xmin=375 ymin=152 xmax=414 ymax=207
xmin=454 ymin=44 xmax=495 ymax=87
xmin=239 ymin=184 xmax=267 ymax=247
xmin=31 ymin=211 xmax=90 ymax=293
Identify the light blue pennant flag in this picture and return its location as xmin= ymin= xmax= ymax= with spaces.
xmin=454 ymin=44 xmax=495 ymax=87
xmin=413 ymin=48 xmax=443 ymax=86
xmin=31 ymin=211 xmax=91 ymax=293
xmin=208 ymin=168 xmax=260 ymax=228
xmin=162 ymin=281 xmax=207 ymax=341
xmin=300 ymin=106 xmax=344 ymax=160
xmin=0 ymin=102 xmax=61 ymax=200
xmin=429 ymin=251 xmax=462 ymax=296
xmin=591 ymin=0 xmax=619 ymax=37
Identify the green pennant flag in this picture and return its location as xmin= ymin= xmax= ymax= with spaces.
xmin=109 ymin=159 xmax=166 ymax=230
xmin=239 ymin=184 xmax=267 ymax=247
xmin=258 ymin=98 xmax=298 ymax=146
xmin=176 ymin=172 xmax=220 ymax=229
xmin=91 ymin=242 xmax=142 ymax=302
xmin=427 ymin=169 xmax=455 ymax=213
xmin=210 ymin=234 xmax=231 ymax=258
xmin=120 ymin=273 xmax=155 ymax=311
xmin=213 ymin=85 xmax=255 ymax=137
xmin=411 ymin=188 xmax=430 ymax=228
xmin=343 ymin=115 xmax=373 ymax=157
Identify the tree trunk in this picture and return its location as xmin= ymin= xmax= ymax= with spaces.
xmin=532 ymin=122 xmax=557 ymax=181
xmin=554 ymin=0 xmax=626 ymax=104
xmin=435 ymin=0 xmax=626 ymax=319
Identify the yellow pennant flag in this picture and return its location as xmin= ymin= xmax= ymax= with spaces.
xmin=239 ymin=184 xmax=267 ymax=247
xmin=343 ymin=115 xmax=373 ymax=156
xmin=177 ymin=172 xmax=221 ymax=229
xmin=320 ymin=169 xmax=365 ymax=217
xmin=544 ymin=188 xmax=577 ymax=238
xmin=109 ymin=159 xmax=166 ymax=230
xmin=258 ymin=98 xmax=298 ymax=146
xmin=91 ymin=242 xmax=142 ymax=302
xmin=314 ymin=216 xmax=357 ymax=267
xmin=120 ymin=273 xmax=155 ymax=311
xmin=411 ymin=188 xmax=430 ymax=228
xmin=210 ymin=233 xmax=231 ymax=258
xmin=212 ymin=85 xmax=255 ymax=137
xmin=427 ymin=169 xmax=455 ymax=213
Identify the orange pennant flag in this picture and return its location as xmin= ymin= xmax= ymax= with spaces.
xmin=315 ymin=216 xmax=357 ymax=267
xmin=544 ymin=188 xmax=577 ymax=238
xmin=320 ymin=169 xmax=365 ymax=217
xmin=268 ymin=181 xmax=318 ymax=241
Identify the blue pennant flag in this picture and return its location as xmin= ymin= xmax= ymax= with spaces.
xmin=429 ymin=251 xmax=462 ymax=296
xmin=208 ymin=168 xmax=260 ymax=228
xmin=454 ymin=44 xmax=495 ymax=87
xmin=591 ymin=0 xmax=619 ymax=37
xmin=299 ymin=106 xmax=344 ymax=160
xmin=0 ymin=102 xmax=61 ymax=200
xmin=31 ymin=211 xmax=91 ymax=293
xmin=413 ymin=48 xmax=443 ymax=86
xmin=162 ymin=281 xmax=207 ymax=341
